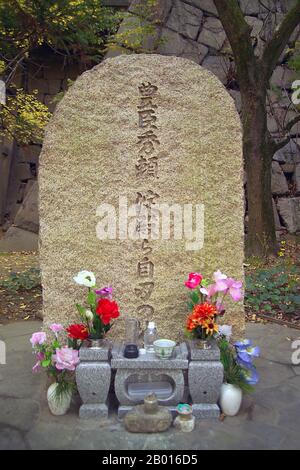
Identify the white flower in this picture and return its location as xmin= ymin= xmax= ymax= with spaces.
xmin=218 ymin=324 xmax=232 ymax=340
xmin=85 ymin=309 xmax=94 ymax=321
xmin=73 ymin=270 xmax=96 ymax=288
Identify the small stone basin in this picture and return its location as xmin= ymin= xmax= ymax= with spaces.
xmin=127 ymin=381 xmax=173 ymax=400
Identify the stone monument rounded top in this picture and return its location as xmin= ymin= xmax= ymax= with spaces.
xmin=39 ymin=54 xmax=244 ymax=339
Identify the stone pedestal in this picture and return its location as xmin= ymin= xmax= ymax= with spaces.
xmin=76 ymin=342 xmax=111 ymax=419
xmin=111 ymin=343 xmax=189 ymax=418
xmin=188 ymin=341 xmax=223 ymax=418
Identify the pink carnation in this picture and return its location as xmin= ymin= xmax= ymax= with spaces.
xmin=30 ymin=331 xmax=47 ymax=346
xmin=49 ymin=323 xmax=63 ymax=334
xmin=53 ymin=347 xmax=79 ymax=371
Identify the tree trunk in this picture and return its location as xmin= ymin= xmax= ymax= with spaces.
xmin=241 ymin=86 xmax=277 ymax=257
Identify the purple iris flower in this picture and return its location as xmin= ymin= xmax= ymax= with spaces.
xmin=242 ymin=366 xmax=260 ymax=385
xmin=234 ymin=339 xmax=252 ymax=349
xmin=94 ymin=286 xmax=113 ymax=300
xmin=235 ymin=339 xmax=260 ymax=365
xmin=237 ymin=350 xmax=254 ymax=364
xmin=237 ymin=356 xmax=253 ymax=369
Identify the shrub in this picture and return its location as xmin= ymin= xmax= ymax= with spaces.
xmin=245 ymin=263 xmax=300 ymax=315
xmin=0 ymin=267 xmax=41 ymax=292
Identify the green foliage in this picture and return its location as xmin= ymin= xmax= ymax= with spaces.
xmin=187 ymin=289 xmax=201 ymax=311
xmin=218 ymin=338 xmax=254 ymax=393
xmin=107 ymin=0 xmax=161 ymax=53
xmin=0 ymin=1 xmax=122 ymax=144
xmin=0 ymin=0 xmax=121 ymax=70
xmin=288 ymin=41 xmax=300 ymax=73
xmin=0 ymin=267 xmax=41 ymax=292
xmin=245 ymin=263 xmax=300 ymax=315
xmin=0 ymin=87 xmax=51 ymax=144
xmin=49 ymin=376 xmax=76 ymax=404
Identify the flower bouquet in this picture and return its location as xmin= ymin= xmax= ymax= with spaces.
xmin=184 ymin=270 xmax=242 ymax=347
xmin=217 ymin=332 xmax=260 ymax=416
xmin=30 ymin=324 xmax=79 ymax=415
xmin=218 ymin=335 xmax=260 ymax=392
xmin=68 ymin=270 xmax=120 ymax=346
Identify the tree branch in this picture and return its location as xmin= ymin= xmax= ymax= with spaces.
xmin=213 ymin=0 xmax=257 ymax=90
xmin=261 ymin=0 xmax=300 ymax=81
xmin=285 ymin=114 xmax=300 ymax=133
xmin=269 ymin=115 xmax=300 ymax=152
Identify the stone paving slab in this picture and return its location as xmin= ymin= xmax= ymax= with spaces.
xmin=1 ymin=320 xmax=300 ymax=449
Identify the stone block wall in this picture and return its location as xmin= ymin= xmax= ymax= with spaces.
xmin=147 ymin=0 xmax=300 ymax=238
xmin=0 ymin=54 xmax=82 ymax=250
xmin=0 ymin=0 xmax=299 ymax=250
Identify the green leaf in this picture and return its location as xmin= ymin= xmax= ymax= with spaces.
xmin=87 ymin=290 xmax=97 ymax=308
xmin=41 ymin=359 xmax=51 ymax=368
xmin=190 ymin=290 xmax=200 ymax=305
xmin=76 ymin=303 xmax=86 ymax=318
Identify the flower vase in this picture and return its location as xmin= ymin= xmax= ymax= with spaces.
xmin=87 ymin=337 xmax=110 ymax=349
xmin=219 ymin=383 xmax=242 ymax=416
xmin=195 ymin=339 xmax=212 ymax=350
xmin=88 ymin=338 xmax=105 ymax=348
xmin=47 ymin=382 xmax=72 ymax=416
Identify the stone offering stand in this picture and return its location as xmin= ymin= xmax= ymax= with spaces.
xmin=76 ymin=341 xmax=224 ymax=420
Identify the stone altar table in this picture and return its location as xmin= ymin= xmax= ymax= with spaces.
xmin=111 ymin=343 xmax=189 ymax=418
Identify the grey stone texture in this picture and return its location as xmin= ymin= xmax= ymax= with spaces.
xmin=201 ymin=55 xmax=230 ymax=84
xmin=79 ymin=404 xmax=109 ymax=419
xmin=273 ymin=140 xmax=300 ymax=165
xmin=188 ymin=340 xmax=224 ymax=418
xmin=273 ymin=198 xmax=284 ymax=230
xmin=192 ymin=403 xmax=220 ymax=418
xmin=0 ymin=226 xmax=38 ymax=252
xmin=124 ymin=398 xmax=173 ymax=433
xmin=114 ymin=368 xmax=186 ymax=407
xmin=193 ymin=0 xmax=218 ymax=16
xmin=111 ymin=342 xmax=188 ymax=369
xmin=14 ymin=181 xmax=39 ymax=233
xmin=3 ymin=321 xmax=300 ymax=449
xmin=277 ymin=197 xmax=300 ymax=233
xmin=189 ymin=361 xmax=223 ymax=403
xmin=158 ymin=28 xmax=208 ymax=63
xmin=239 ymin=0 xmax=262 ymax=15
xmin=198 ymin=17 xmax=226 ymax=50
xmin=166 ymin=0 xmax=203 ymax=40
xmin=271 ymin=161 xmax=289 ymax=195
xmin=188 ymin=340 xmax=220 ymax=360
xmin=112 ymin=342 xmax=188 ymax=415
xmin=79 ymin=342 xmax=110 ymax=361
xmin=76 ymin=343 xmax=111 ymax=419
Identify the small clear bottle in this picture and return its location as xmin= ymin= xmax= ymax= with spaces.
xmin=144 ymin=321 xmax=157 ymax=353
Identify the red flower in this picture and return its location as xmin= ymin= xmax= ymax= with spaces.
xmin=185 ymin=272 xmax=203 ymax=289
xmin=66 ymin=323 xmax=89 ymax=340
xmin=186 ymin=302 xmax=217 ymax=331
xmin=193 ymin=302 xmax=217 ymax=319
xmin=96 ymin=298 xmax=120 ymax=325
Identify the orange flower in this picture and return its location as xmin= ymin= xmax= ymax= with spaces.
xmin=186 ymin=302 xmax=217 ymax=331
xmin=192 ymin=302 xmax=217 ymax=320
xmin=186 ymin=312 xmax=200 ymax=331
xmin=202 ymin=319 xmax=218 ymax=336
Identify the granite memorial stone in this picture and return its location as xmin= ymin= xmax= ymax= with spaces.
xmin=39 ymin=54 xmax=244 ymax=339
